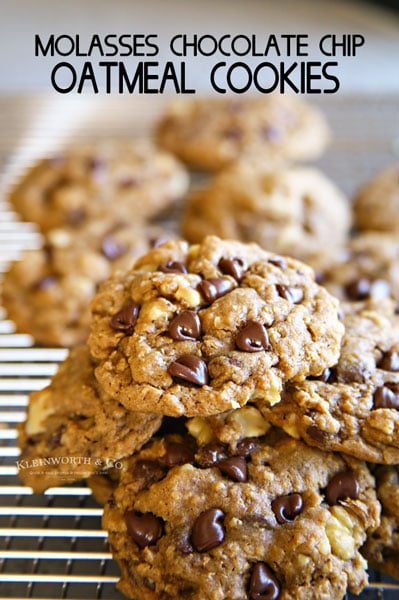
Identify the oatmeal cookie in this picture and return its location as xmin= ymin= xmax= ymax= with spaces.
xmin=156 ymin=95 xmax=330 ymax=171
xmin=9 ymin=140 xmax=189 ymax=232
xmin=258 ymin=299 xmax=399 ymax=463
xmin=181 ymin=163 xmax=350 ymax=263
xmin=89 ymin=236 xmax=344 ymax=417
xmin=17 ymin=347 xmax=162 ymax=492
xmin=353 ymin=164 xmax=399 ymax=233
xmin=103 ymin=434 xmax=379 ymax=600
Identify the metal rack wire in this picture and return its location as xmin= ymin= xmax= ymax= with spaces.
xmin=0 ymin=94 xmax=398 ymax=599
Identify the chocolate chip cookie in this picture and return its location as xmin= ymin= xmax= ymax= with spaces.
xmin=1 ymin=220 xmax=171 ymax=347
xmin=9 ymin=140 xmax=189 ymax=232
xmin=17 ymin=346 xmax=162 ymax=492
xmin=156 ymin=95 xmax=330 ymax=171
xmin=89 ymin=236 xmax=344 ymax=417
xmin=353 ymin=164 xmax=399 ymax=233
xmin=317 ymin=232 xmax=399 ymax=303
xmin=103 ymin=433 xmax=379 ymax=600
xmin=362 ymin=465 xmax=399 ymax=580
xmin=258 ymin=299 xmax=399 ymax=463
xmin=181 ymin=163 xmax=350 ymax=263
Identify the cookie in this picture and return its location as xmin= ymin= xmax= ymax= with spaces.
xmin=103 ymin=433 xmax=379 ymax=600
xmin=1 ymin=220 xmax=172 ymax=347
xmin=317 ymin=232 xmax=399 ymax=303
xmin=9 ymin=140 xmax=189 ymax=232
xmin=156 ymin=95 xmax=330 ymax=171
xmin=353 ymin=164 xmax=399 ymax=233
xmin=258 ymin=299 xmax=399 ymax=463
xmin=181 ymin=163 xmax=350 ymax=263
xmin=88 ymin=236 xmax=344 ymax=417
xmin=362 ymin=465 xmax=399 ymax=580
xmin=17 ymin=346 xmax=162 ymax=492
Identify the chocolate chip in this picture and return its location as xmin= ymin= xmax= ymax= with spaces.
xmin=236 ymin=438 xmax=260 ymax=457
xmin=47 ymin=426 xmax=64 ymax=449
xmin=119 ymin=175 xmax=139 ymax=188
xmin=191 ymin=508 xmax=225 ymax=552
xmin=101 ymin=236 xmax=127 ymax=260
xmin=268 ymin=256 xmax=287 ymax=269
xmin=307 ymin=368 xmax=333 ymax=383
xmin=158 ymin=416 xmax=187 ymax=437
xmin=249 ymin=562 xmax=281 ymax=600
xmin=197 ymin=277 xmax=234 ymax=304
xmin=271 ymin=493 xmax=303 ymax=524
xmin=262 ymin=125 xmax=283 ymax=142
xmin=132 ymin=460 xmax=164 ymax=488
xmin=110 ymin=301 xmax=140 ymax=335
xmin=378 ymin=350 xmax=399 ymax=372
xmin=373 ymin=386 xmax=399 ymax=409
xmin=196 ymin=443 xmax=228 ymax=468
xmin=223 ymin=127 xmax=242 ymax=140
xmin=276 ymin=284 xmax=303 ymax=303
xmin=326 ymin=471 xmax=360 ymax=506
xmin=67 ymin=208 xmax=86 ymax=225
xmin=34 ymin=276 xmax=57 ymax=291
xmin=168 ymin=355 xmax=209 ymax=386
xmin=87 ymin=156 xmax=106 ymax=173
xmin=217 ymin=456 xmax=248 ymax=482
xmin=306 ymin=425 xmax=330 ymax=443
xmin=168 ymin=311 xmax=201 ymax=341
xmin=125 ymin=511 xmax=163 ymax=548
xmin=236 ymin=321 xmax=269 ymax=352
xmin=218 ymin=257 xmax=246 ymax=282
xmin=164 ymin=442 xmax=194 ymax=467
xmin=157 ymin=261 xmax=187 ymax=274
xmin=345 ymin=278 xmax=371 ymax=300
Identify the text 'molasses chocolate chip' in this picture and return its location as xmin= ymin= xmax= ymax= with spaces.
xmin=191 ymin=508 xmax=225 ymax=552
xmin=125 ymin=511 xmax=163 ymax=548
xmin=218 ymin=256 xmax=247 ymax=282
xmin=168 ymin=311 xmax=201 ymax=341
xmin=249 ymin=562 xmax=281 ymax=600
xmin=271 ymin=493 xmax=303 ymax=524
xmin=110 ymin=301 xmax=140 ymax=335
xmin=236 ymin=321 xmax=269 ymax=352
xmin=157 ymin=261 xmax=187 ymax=274
xmin=197 ymin=277 xmax=234 ymax=304
xmin=168 ymin=355 xmax=209 ymax=386
xmin=373 ymin=385 xmax=399 ymax=409
xmin=326 ymin=471 xmax=360 ymax=506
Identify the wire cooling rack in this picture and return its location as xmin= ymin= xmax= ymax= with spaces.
xmin=0 ymin=93 xmax=398 ymax=599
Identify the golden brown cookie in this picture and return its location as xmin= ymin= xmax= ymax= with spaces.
xmin=88 ymin=236 xmax=344 ymax=417
xmin=353 ymin=164 xmax=399 ymax=233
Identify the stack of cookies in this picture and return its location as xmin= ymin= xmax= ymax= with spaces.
xmin=5 ymin=95 xmax=399 ymax=599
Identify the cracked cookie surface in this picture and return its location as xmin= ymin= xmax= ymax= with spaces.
xmin=9 ymin=140 xmax=189 ymax=232
xmin=17 ymin=347 xmax=162 ymax=492
xmin=181 ymin=164 xmax=350 ymax=263
xmin=258 ymin=299 xmax=399 ymax=463
xmin=156 ymin=95 xmax=329 ymax=171
xmin=88 ymin=236 xmax=344 ymax=416
xmin=103 ymin=433 xmax=379 ymax=600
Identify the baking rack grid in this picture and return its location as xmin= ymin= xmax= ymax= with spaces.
xmin=0 ymin=93 xmax=398 ymax=599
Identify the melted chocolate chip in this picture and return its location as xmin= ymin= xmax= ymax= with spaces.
xmin=101 ymin=236 xmax=127 ymax=260
xmin=218 ymin=257 xmax=246 ymax=282
xmin=191 ymin=508 xmax=225 ymax=552
xmin=168 ymin=311 xmax=201 ymax=341
xmin=34 ymin=276 xmax=57 ymax=291
xmin=67 ymin=208 xmax=86 ymax=225
xmin=236 ymin=321 xmax=269 ymax=352
xmin=276 ymin=284 xmax=303 ymax=304
xmin=373 ymin=386 xmax=399 ymax=409
xmin=197 ymin=277 xmax=234 ymax=304
xmin=326 ymin=471 xmax=360 ymax=506
xmin=217 ymin=456 xmax=248 ymax=482
xmin=268 ymin=256 xmax=287 ymax=269
xmin=271 ymin=493 xmax=303 ymax=524
xmin=306 ymin=425 xmax=330 ymax=443
xmin=87 ymin=156 xmax=106 ymax=173
xmin=47 ymin=427 xmax=64 ymax=449
xmin=125 ymin=511 xmax=163 ymax=548
xmin=158 ymin=416 xmax=187 ymax=437
xmin=110 ymin=301 xmax=140 ymax=335
xmin=345 ymin=278 xmax=371 ymax=300
xmin=157 ymin=261 xmax=187 ymax=274
xmin=249 ymin=562 xmax=281 ymax=600
xmin=164 ymin=442 xmax=194 ymax=467
xmin=196 ymin=443 xmax=228 ymax=468
xmin=132 ymin=460 xmax=164 ymax=488
xmin=167 ymin=355 xmax=209 ymax=386
xmin=307 ymin=368 xmax=333 ymax=383
xmin=236 ymin=438 xmax=260 ymax=457
xmin=378 ymin=350 xmax=399 ymax=372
